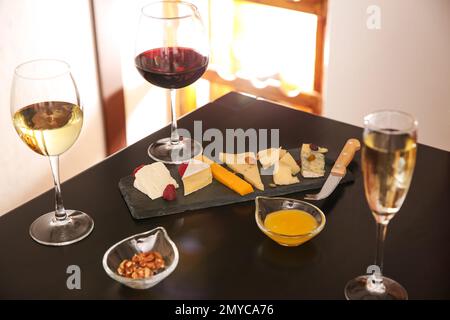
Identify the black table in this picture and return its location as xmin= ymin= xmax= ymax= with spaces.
xmin=1 ymin=92 xmax=449 ymax=299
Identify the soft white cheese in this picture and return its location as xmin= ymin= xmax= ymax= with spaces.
xmin=134 ymin=162 xmax=179 ymax=200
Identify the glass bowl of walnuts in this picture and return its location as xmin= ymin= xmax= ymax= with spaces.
xmin=102 ymin=227 xmax=179 ymax=289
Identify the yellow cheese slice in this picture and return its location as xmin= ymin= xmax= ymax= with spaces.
xmin=279 ymin=152 xmax=301 ymax=175
xmin=274 ymin=163 xmax=300 ymax=185
xmin=211 ymin=163 xmax=254 ymax=196
xmin=219 ymin=152 xmax=264 ymax=191
xmin=200 ymin=155 xmax=254 ymax=196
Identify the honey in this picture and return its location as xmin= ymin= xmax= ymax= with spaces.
xmin=263 ymin=209 xmax=319 ymax=246
xmin=264 ymin=209 xmax=318 ymax=235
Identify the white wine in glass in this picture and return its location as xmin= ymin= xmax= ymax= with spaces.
xmin=13 ymin=102 xmax=83 ymax=156
xmin=345 ymin=110 xmax=417 ymax=300
xmin=11 ymin=59 xmax=94 ymax=246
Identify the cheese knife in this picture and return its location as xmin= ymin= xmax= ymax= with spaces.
xmin=304 ymin=138 xmax=361 ymax=201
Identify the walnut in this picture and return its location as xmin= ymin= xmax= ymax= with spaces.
xmin=116 ymin=250 xmax=166 ymax=279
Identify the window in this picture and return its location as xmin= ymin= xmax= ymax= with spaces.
xmin=182 ymin=0 xmax=327 ymax=114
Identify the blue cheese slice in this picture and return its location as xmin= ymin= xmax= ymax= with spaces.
xmin=300 ymin=144 xmax=328 ymax=178
xmin=134 ymin=162 xmax=179 ymax=200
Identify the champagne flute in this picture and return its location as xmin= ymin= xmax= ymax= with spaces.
xmin=345 ymin=110 xmax=418 ymax=300
xmin=135 ymin=1 xmax=209 ymax=164
xmin=11 ymin=59 xmax=94 ymax=246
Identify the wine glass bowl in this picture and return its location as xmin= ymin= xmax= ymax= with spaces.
xmin=11 ymin=59 xmax=94 ymax=246
xmin=135 ymin=1 xmax=209 ymax=164
xmin=362 ymin=111 xmax=418 ymax=224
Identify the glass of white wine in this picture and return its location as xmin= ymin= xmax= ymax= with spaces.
xmin=11 ymin=59 xmax=94 ymax=246
xmin=345 ymin=110 xmax=417 ymax=300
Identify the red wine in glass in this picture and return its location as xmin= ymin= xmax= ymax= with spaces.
xmin=135 ymin=1 xmax=209 ymax=164
xmin=136 ymin=47 xmax=209 ymax=89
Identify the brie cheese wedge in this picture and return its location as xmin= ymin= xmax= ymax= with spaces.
xmin=182 ymin=159 xmax=212 ymax=196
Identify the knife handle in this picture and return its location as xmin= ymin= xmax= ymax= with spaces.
xmin=331 ymin=139 xmax=361 ymax=176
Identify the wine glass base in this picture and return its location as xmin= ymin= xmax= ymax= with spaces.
xmin=30 ymin=210 xmax=94 ymax=247
xmin=344 ymin=275 xmax=408 ymax=300
xmin=148 ymin=137 xmax=203 ymax=164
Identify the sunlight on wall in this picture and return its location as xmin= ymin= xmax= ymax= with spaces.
xmin=209 ymin=0 xmax=317 ymax=96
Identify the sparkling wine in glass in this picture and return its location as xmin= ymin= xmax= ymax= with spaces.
xmin=345 ymin=110 xmax=418 ymax=300
xmin=11 ymin=59 xmax=94 ymax=246
xmin=135 ymin=1 xmax=209 ymax=164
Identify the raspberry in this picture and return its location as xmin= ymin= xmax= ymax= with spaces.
xmin=133 ymin=164 xmax=145 ymax=177
xmin=163 ymin=184 xmax=177 ymax=201
xmin=178 ymin=163 xmax=188 ymax=178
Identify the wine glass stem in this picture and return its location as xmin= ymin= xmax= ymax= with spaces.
xmin=375 ymin=222 xmax=388 ymax=273
xmin=368 ymin=221 xmax=388 ymax=292
xmin=169 ymin=89 xmax=180 ymax=145
xmin=49 ymin=156 xmax=67 ymax=221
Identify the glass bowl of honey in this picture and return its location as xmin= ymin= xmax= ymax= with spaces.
xmin=255 ymin=196 xmax=326 ymax=247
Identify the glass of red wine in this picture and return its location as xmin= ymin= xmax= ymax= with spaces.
xmin=135 ymin=1 xmax=209 ymax=164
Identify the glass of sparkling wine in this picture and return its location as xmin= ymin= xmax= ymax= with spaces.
xmin=11 ymin=59 xmax=94 ymax=246
xmin=345 ymin=110 xmax=418 ymax=300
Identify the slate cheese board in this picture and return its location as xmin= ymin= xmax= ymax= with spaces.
xmin=118 ymin=148 xmax=354 ymax=220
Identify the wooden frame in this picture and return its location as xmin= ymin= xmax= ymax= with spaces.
xmin=245 ymin=0 xmax=324 ymax=16
xmin=203 ymin=69 xmax=320 ymax=113
xmin=206 ymin=0 xmax=327 ymax=114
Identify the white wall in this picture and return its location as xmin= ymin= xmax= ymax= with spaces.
xmin=0 ymin=0 xmax=106 ymax=215
xmin=324 ymin=0 xmax=450 ymax=151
